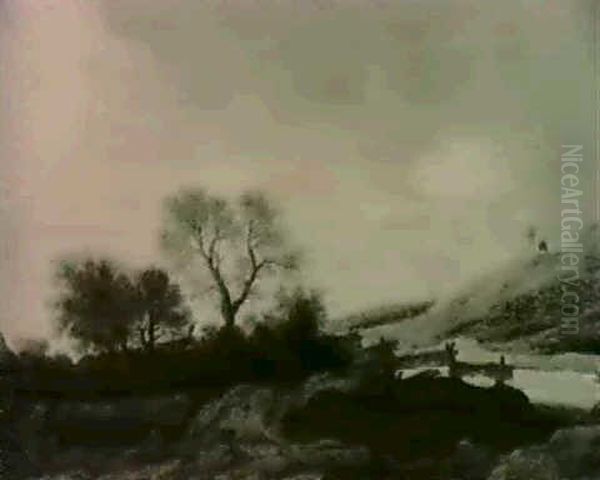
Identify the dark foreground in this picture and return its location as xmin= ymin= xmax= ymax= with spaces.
xmin=1 ymin=371 xmax=591 ymax=479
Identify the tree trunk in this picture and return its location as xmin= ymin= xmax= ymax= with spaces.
xmin=148 ymin=319 xmax=156 ymax=351
xmin=139 ymin=327 xmax=148 ymax=350
xmin=221 ymin=299 xmax=236 ymax=328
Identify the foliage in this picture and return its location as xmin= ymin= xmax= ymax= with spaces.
xmin=56 ymin=259 xmax=138 ymax=354
xmin=55 ymin=260 xmax=192 ymax=355
xmin=35 ymin=288 xmax=351 ymax=395
xmin=134 ymin=268 xmax=192 ymax=351
xmin=250 ymin=289 xmax=351 ymax=380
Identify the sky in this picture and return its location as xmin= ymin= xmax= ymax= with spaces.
xmin=0 ymin=0 xmax=595 ymax=344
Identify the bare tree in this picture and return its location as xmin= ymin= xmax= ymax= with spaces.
xmin=161 ymin=189 xmax=299 ymax=328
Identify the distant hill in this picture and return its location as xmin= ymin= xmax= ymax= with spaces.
xmin=335 ymin=300 xmax=434 ymax=333
xmin=340 ymin=227 xmax=600 ymax=354
xmin=439 ymin=250 xmax=600 ymax=353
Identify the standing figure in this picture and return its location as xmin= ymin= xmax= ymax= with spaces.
xmin=445 ymin=342 xmax=460 ymax=379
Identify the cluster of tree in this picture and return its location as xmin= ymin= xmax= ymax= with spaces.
xmin=56 ymin=261 xmax=192 ymax=354
xmin=53 ymin=188 xmax=299 ymax=355
xmin=5 ymin=188 xmax=357 ymax=395
xmin=129 ymin=288 xmax=354 ymax=389
xmin=18 ymin=288 xmax=352 ymax=395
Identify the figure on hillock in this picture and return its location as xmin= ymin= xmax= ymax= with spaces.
xmin=445 ymin=341 xmax=459 ymax=378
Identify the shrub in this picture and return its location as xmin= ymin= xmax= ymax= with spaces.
xmin=17 ymin=289 xmax=353 ymax=396
xmin=249 ymin=289 xmax=353 ymax=381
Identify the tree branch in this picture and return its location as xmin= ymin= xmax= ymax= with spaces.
xmin=232 ymin=221 xmax=267 ymax=313
xmin=192 ymin=225 xmax=209 ymax=260
xmin=208 ymin=226 xmax=222 ymax=268
xmin=191 ymin=224 xmax=235 ymax=321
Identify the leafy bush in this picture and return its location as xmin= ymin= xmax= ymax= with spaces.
xmin=249 ymin=289 xmax=352 ymax=380
xmin=17 ymin=289 xmax=353 ymax=396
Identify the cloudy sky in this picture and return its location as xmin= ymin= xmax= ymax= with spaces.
xmin=0 ymin=0 xmax=595 ymax=343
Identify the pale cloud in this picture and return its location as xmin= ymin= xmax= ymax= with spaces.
xmin=412 ymin=137 xmax=514 ymax=199
xmin=0 ymin=0 xmax=593 ymax=344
